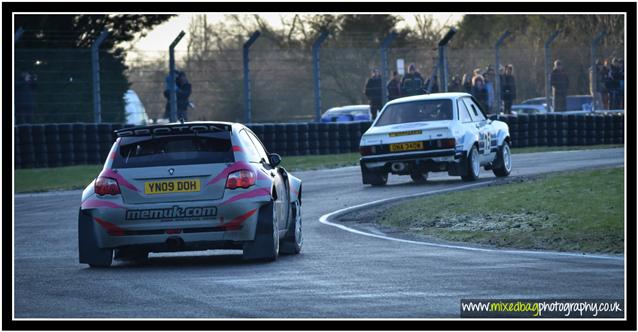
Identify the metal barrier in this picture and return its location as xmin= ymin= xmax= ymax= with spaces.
xmin=14 ymin=113 xmax=624 ymax=169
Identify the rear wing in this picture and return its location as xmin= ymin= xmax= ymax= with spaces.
xmin=115 ymin=122 xmax=232 ymax=137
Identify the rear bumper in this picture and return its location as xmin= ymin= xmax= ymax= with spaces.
xmin=80 ymin=194 xmax=270 ymax=250
xmin=361 ymin=149 xmax=457 ymax=164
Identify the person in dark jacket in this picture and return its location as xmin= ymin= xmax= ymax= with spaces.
xmin=364 ymin=68 xmax=383 ymax=119
xmin=462 ymin=73 xmax=472 ymax=94
xmin=608 ymin=57 xmax=624 ymax=110
xmin=448 ymin=75 xmax=462 ymax=92
xmin=386 ymin=70 xmax=402 ymax=101
xmin=401 ymin=63 xmax=425 ymax=96
xmin=501 ymin=64 xmax=517 ymax=114
xmin=590 ymin=59 xmax=609 ymax=110
xmin=425 ymin=74 xmax=439 ymax=93
xmin=164 ymin=71 xmax=192 ymax=121
xmin=471 ymin=74 xmax=489 ymax=113
xmin=15 ymin=71 xmax=37 ymax=124
xmin=550 ymin=60 xmax=569 ymax=112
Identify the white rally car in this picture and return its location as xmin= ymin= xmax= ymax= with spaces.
xmin=359 ymin=93 xmax=512 ymax=185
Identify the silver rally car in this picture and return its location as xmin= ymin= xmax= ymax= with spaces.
xmin=79 ymin=122 xmax=303 ymax=267
xmin=359 ymin=93 xmax=512 ymax=185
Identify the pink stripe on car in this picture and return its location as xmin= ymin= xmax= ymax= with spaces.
xmin=81 ymin=199 xmax=124 ymax=210
xmin=220 ymin=187 xmax=271 ymax=206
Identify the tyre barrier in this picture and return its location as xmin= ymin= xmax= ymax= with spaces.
xmin=12 ymin=113 xmax=625 ymax=168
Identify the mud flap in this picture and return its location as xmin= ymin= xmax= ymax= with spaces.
xmin=78 ymin=209 xmax=113 ymax=267
xmin=242 ymin=203 xmax=278 ymax=261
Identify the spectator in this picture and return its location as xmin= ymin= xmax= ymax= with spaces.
xmin=550 ymin=60 xmax=569 ymax=112
xmin=164 ymin=70 xmax=192 ymax=122
xmin=501 ymin=64 xmax=516 ymax=114
xmin=15 ymin=71 xmax=37 ymax=124
xmin=448 ymin=75 xmax=462 ymax=92
xmin=590 ymin=59 xmax=609 ymax=110
xmin=609 ymin=57 xmax=624 ymax=109
xmin=483 ymin=66 xmax=496 ymax=113
xmin=472 ymin=74 xmax=489 ymax=113
xmin=401 ymin=63 xmax=425 ymax=96
xmin=386 ymin=70 xmax=402 ymax=101
xmin=425 ymin=74 xmax=439 ymax=93
xmin=461 ymin=73 xmax=472 ymax=94
xmin=364 ymin=68 xmax=383 ymax=119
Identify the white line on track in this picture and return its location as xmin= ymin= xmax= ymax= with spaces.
xmin=318 ymin=181 xmax=624 ymax=261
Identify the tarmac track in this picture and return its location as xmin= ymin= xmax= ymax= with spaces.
xmin=13 ymin=148 xmax=625 ymax=318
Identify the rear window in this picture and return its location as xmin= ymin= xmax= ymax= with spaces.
xmin=112 ymin=133 xmax=234 ymax=168
xmin=375 ymin=99 xmax=452 ymax=126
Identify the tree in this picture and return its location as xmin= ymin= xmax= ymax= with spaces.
xmin=14 ymin=14 xmax=173 ymax=123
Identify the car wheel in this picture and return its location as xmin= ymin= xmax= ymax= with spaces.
xmin=280 ymin=200 xmax=303 ymax=255
xmin=493 ymin=141 xmax=512 ymax=177
xmin=461 ymin=145 xmax=480 ymax=181
xmin=78 ymin=209 xmax=113 ymax=268
xmin=410 ymin=170 xmax=428 ymax=184
xmin=243 ymin=202 xmax=279 ymax=261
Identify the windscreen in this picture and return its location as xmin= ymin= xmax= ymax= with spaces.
xmin=375 ymin=99 xmax=453 ymax=126
xmin=112 ymin=133 xmax=234 ymax=168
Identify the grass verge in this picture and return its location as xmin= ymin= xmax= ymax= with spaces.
xmin=14 ymin=144 xmax=622 ymax=193
xmin=374 ymin=168 xmax=624 ymax=253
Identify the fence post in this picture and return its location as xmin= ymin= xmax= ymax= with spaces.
xmin=15 ymin=27 xmax=24 ymax=44
xmin=590 ymin=31 xmax=606 ymax=112
xmin=438 ymin=28 xmax=457 ymax=93
xmin=91 ymin=30 xmax=109 ymax=124
xmin=380 ymin=31 xmax=397 ymax=105
xmin=494 ymin=30 xmax=511 ymax=114
xmin=544 ymin=30 xmax=560 ymax=112
xmin=168 ymin=31 xmax=185 ymax=122
xmin=243 ymin=31 xmax=261 ymax=124
xmin=312 ymin=30 xmax=329 ymax=122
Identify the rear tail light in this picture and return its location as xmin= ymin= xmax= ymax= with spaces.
xmin=95 ymin=176 xmax=121 ymax=196
xmin=225 ymin=170 xmax=256 ymax=189
xmin=441 ymin=138 xmax=456 ymax=148
xmin=360 ymin=145 xmax=376 ymax=156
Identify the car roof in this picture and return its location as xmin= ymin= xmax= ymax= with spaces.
xmin=385 ymin=92 xmax=471 ymax=105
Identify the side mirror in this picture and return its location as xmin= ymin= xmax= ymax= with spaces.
xmin=268 ymin=153 xmax=282 ymax=167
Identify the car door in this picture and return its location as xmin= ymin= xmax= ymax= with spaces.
xmin=456 ymin=98 xmax=478 ymax=150
xmin=462 ymin=97 xmax=497 ymax=164
xmin=245 ymin=129 xmax=289 ymax=232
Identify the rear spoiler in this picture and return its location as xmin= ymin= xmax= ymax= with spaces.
xmin=115 ymin=123 xmax=232 ymax=137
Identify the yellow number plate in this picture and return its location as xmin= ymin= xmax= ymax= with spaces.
xmin=389 ymin=142 xmax=423 ymax=152
xmin=144 ymin=179 xmax=201 ymax=195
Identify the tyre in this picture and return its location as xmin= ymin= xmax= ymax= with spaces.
xmin=78 ymin=209 xmax=113 ymax=268
xmin=410 ymin=170 xmax=428 ymax=184
xmin=280 ymin=200 xmax=302 ymax=255
xmin=362 ymin=166 xmax=388 ymax=186
xmin=243 ymin=202 xmax=279 ymax=261
xmin=492 ymin=141 xmax=512 ymax=177
xmin=461 ymin=145 xmax=480 ymax=181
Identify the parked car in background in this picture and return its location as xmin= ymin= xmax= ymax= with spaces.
xmin=124 ymin=90 xmax=151 ymax=125
xmin=516 ymin=95 xmax=597 ymax=113
xmin=320 ymin=105 xmax=371 ymax=122
xmin=510 ymin=104 xmax=548 ymax=116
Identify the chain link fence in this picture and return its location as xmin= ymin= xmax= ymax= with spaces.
xmin=15 ymin=33 xmax=624 ymax=124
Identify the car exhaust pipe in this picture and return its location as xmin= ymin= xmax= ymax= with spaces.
xmin=166 ymin=236 xmax=184 ymax=250
xmin=391 ymin=162 xmax=406 ymax=173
